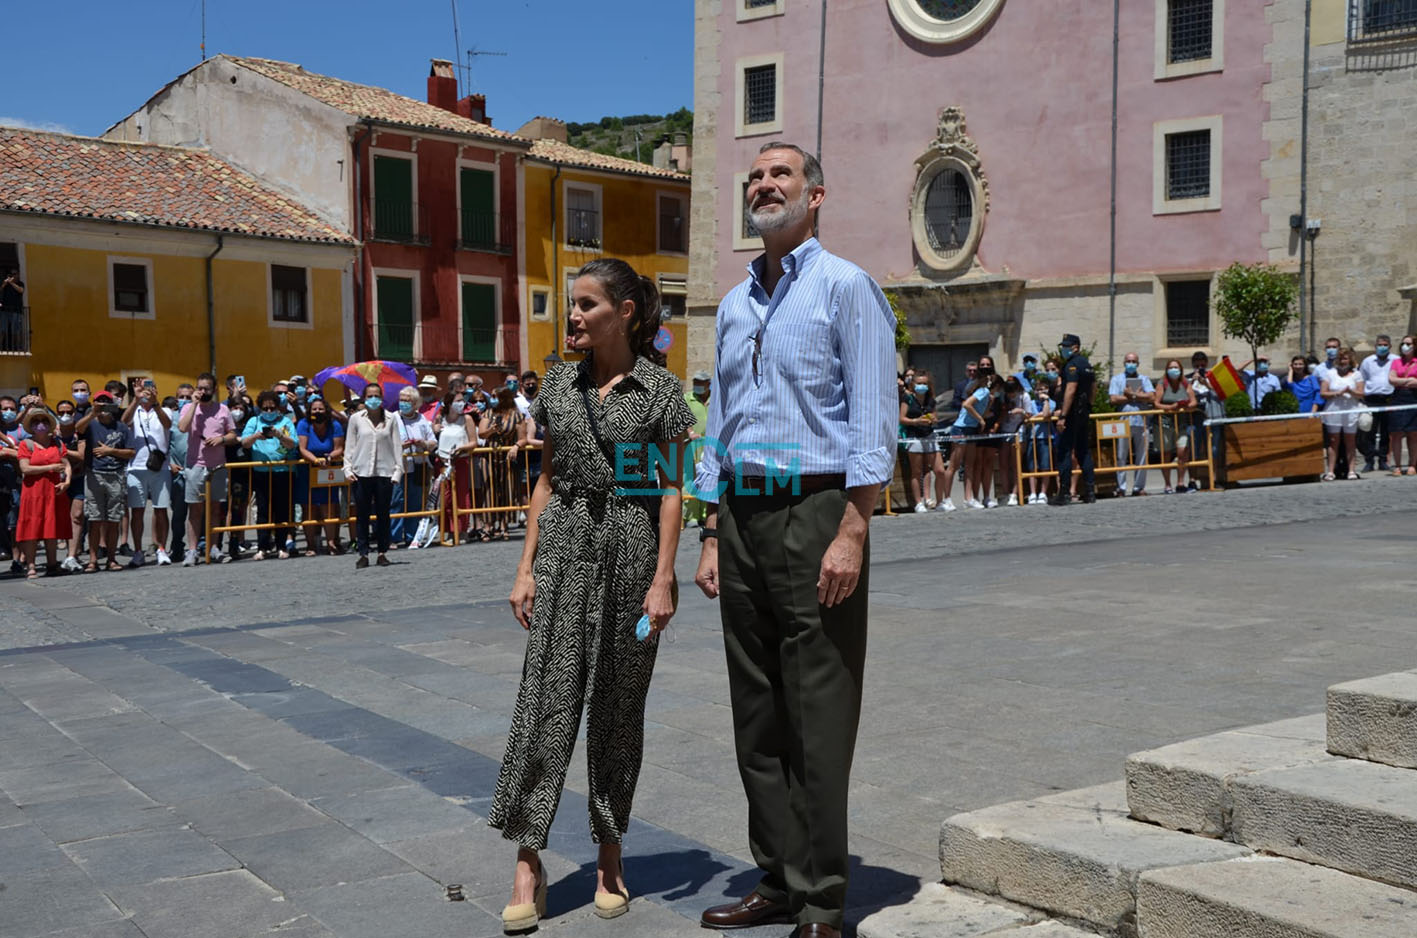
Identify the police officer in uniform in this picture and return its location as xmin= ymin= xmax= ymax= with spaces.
xmin=1050 ymin=333 xmax=1096 ymax=505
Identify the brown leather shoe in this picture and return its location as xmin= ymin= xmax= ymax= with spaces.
xmin=700 ymin=892 xmax=792 ymax=929
xmin=792 ymin=925 xmax=841 ymax=938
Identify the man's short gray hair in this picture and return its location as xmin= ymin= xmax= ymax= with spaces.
xmin=758 ymin=141 xmax=824 ymax=190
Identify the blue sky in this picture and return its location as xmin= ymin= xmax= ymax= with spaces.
xmin=3 ymin=0 xmax=693 ymax=137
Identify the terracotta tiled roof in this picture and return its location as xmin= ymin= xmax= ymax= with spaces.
xmin=528 ymin=138 xmax=689 ymax=181
xmin=0 ymin=127 xmax=354 ymax=244
xmin=228 ymin=56 xmax=526 ymax=144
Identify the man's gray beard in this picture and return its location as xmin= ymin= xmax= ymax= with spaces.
xmin=748 ymin=190 xmax=810 ymax=233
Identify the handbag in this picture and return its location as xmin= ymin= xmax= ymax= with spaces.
xmin=138 ymin=410 xmax=167 ymax=472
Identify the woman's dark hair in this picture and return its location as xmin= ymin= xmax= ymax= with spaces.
xmin=577 ymin=257 xmax=665 ymax=366
xmin=493 ymin=387 xmax=517 ymax=411
xmin=255 ymin=390 xmax=281 ymax=409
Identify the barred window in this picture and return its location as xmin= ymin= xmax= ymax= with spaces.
xmin=745 ymin=0 xmax=777 ymax=6
xmin=1166 ymin=130 xmax=1211 ymax=201
xmin=271 ymin=265 xmax=308 ymax=323
xmin=1168 ymin=0 xmax=1213 ymax=63
xmin=923 ymin=169 xmax=973 ymax=259
xmin=658 ymin=194 xmax=687 ymax=253
xmin=1355 ymin=0 xmax=1417 ymax=37
xmin=743 ymin=64 xmax=777 ymax=126
xmin=1166 ymin=280 xmax=1211 ymax=347
xmin=567 ymin=186 xmax=599 ymax=246
xmin=916 ymin=0 xmax=983 ymax=18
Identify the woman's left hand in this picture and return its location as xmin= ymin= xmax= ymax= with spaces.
xmin=642 ymin=576 xmax=676 ymax=636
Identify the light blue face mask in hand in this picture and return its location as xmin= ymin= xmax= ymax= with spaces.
xmin=636 ymin=614 xmax=653 ymax=641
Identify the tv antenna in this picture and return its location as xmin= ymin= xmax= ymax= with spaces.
xmin=463 ymin=47 xmax=508 ymax=93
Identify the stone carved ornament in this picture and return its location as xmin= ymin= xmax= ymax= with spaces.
xmin=913 ymin=106 xmax=991 ymax=216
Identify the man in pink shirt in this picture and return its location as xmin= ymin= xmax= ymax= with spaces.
xmin=417 ymin=374 xmax=443 ymax=426
xmin=176 ymin=372 xmax=237 ymax=566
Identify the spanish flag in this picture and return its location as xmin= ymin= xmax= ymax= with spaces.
xmin=1207 ymin=355 xmax=1245 ymax=400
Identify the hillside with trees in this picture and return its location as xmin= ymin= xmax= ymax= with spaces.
xmin=565 ymin=107 xmax=693 ymax=168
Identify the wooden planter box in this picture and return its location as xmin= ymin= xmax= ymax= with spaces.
xmin=1223 ymin=418 xmax=1325 ymax=482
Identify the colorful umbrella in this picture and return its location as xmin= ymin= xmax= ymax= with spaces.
xmin=313 ymin=360 xmax=418 ymax=399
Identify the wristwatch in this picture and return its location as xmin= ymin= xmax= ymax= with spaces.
xmin=699 ymin=527 xmax=718 ymax=543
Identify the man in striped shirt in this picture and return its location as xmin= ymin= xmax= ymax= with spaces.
xmin=693 ymin=142 xmax=897 ymax=938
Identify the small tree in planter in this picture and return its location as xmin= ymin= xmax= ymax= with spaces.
xmin=1215 ymin=262 xmax=1298 ymax=372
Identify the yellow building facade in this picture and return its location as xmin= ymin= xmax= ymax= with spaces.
xmin=520 ymin=136 xmax=691 ymax=378
xmin=1 ymin=217 xmax=352 ymax=400
xmin=0 ymin=128 xmax=356 ymax=402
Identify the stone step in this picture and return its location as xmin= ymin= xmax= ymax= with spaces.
xmin=939 ymin=782 xmax=1250 ymax=933
xmin=1229 ymin=757 xmax=1417 ymax=890
xmin=856 ymin=883 xmax=1097 ymax=938
xmin=1327 ymin=671 xmax=1417 ymax=769
xmin=1124 ymin=714 xmax=1337 ymax=837
xmin=1137 ymin=855 xmax=1417 ymax=938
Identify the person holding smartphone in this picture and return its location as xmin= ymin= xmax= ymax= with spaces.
xmin=240 ymin=390 xmax=299 ymax=559
xmin=121 ymin=379 xmax=173 ymax=566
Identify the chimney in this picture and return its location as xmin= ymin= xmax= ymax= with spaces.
xmin=457 ymin=94 xmax=488 ymax=125
xmin=428 ymin=59 xmax=458 ymax=114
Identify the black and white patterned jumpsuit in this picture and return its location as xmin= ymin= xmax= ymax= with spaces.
xmin=488 ymin=356 xmax=695 ymax=850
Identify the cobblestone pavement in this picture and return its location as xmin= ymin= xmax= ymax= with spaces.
xmin=0 ymin=475 xmax=1413 ymax=936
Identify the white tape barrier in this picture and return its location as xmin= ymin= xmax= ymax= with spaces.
xmin=1205 ymin=401 xmax=1417 ymax=426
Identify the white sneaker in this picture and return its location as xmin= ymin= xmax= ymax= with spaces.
xmin=937 ymin=500 xmax=956 ymax=512
xmin=986 ymin=498 xmax=999 ymax=508
xmin=155 ymin=548 xmax=171 ymax=566
xmin=913 ymin=503 xmax=928 ymax=514
xmin=182 ymin=549 xmax=197 ymax=567
xmin=924 ymin=497 xmax=937 ymax=509
xmin=61 ymin=556 xmax=82 ymax=572
xmin=1005 ymin=494 xmax=1018 ymax=506
xmin=967 ymin=498 xmax=985 ymax=509
xmin=209 ymin=549 xmax=230 ymax=565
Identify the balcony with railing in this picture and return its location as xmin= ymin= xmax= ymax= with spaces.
xmin=371 ymin=200 xmax=431 ymax=245
xmin=1349 ymin=0 xmax=1417 ymax=41
xmin=373 ymin=321 xmax=522 ymax=368
xmin=459 ymin=210 xmax=516 ymax=254
xmin=1 ymin=306 xmax=30 ymax=355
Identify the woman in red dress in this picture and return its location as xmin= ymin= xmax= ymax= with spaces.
xmin=16 ymin=408 xmax=73 ymax=578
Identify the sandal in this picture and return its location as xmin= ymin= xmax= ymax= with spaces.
xmin=83 ymin=561 xmax=98 ymax=573
xmin=475 ymin=530 xmax=491 ymax=543
xmin=1406 ymin=467 xmax=1416 ymax=476
xmin=1391 ymin=468 xmax=1404 ymax=477
xmin=105 ymin=561 xmax=123 ymax=572
xmin=494 ymin=531 xmax=509 ymax=542
xmin=1347 ymin=471 xmax=1360 ymax=480
xmin=26 ymin=566 xmax=39 ymax=580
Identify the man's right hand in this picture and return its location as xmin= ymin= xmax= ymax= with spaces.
xmin=203 ymin=435 xmax=224 ymax=448
xmin=694 ymin=540 xmax=720 ymax=599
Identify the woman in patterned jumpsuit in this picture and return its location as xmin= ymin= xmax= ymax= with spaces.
xmin=491 ymin=258 xmax=695 ymax=930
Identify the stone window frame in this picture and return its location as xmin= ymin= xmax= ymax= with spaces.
xmin=108 ymin=256 xmax=155 ymax=321
xmin=267 ymin=264 xmax=313 ymax=331
xmin=1154 ymin=0 xmax=1225 ymax=80
xmin=656 ymin=190 xmax=689 ymax=256
xmin=528 ymin=285 xmax=551 ymax=322
xmin=1153 ymin=271 xmax=1218 ymax=360
xmin=886 ymin=0 xmax=1005 ymax=45
xmin=732 ymin=171 xmax=764 ymax=252
xmin=1152 ymin=115 xmax=1223 ymax=215
xmin=734 ymin=52 xmax=784 ymax=138
xmin=909 ymin=107 xmax=990 ymax=276
xmin=738 ymin=0 xmax=785 ymax=22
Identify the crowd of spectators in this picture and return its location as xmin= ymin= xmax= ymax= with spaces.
xmin=0 ymin=369 xmax=545 ymax=576
xmin=895 ymin=333 xmax=1414 ymax=511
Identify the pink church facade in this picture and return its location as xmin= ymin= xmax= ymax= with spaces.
xmin=688 ymin=0 xmax=1286 ymax=383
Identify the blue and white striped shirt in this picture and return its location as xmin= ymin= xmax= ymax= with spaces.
xmin=692 ymin=238 xmax=897 ymax=502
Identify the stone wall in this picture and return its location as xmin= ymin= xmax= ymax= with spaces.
xmin=686 ymin=0 xmax=723 ymax=381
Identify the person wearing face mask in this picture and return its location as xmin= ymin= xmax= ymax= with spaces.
xmin=417 ymin=374 xmax=443 ymax=425
xmin=1013 ymin=355 xmax=1038 ymax=394
xmin=297 ymin=397 xmax=347 ymax=555
xmin=343 ymin=382 xmax=403 ymax=568
xmin=70 ymin=379 xmax=93 ymax=417
xmin=1107 ymin=352 xmax=1153 ymax=497
xmin=240 ymin=390 xmax=299 ymax=559
xmin=1384 ymin=335 xmax=1417 ymax=474
xmin=121 ymin=380 xmax=173 ymax=568
xmin=221 ymin=384 xmax=256 ymax=561
xmin=683 ymin=371 xmax=712 ymax=527
xmin=416 ymin=398 xmax=475 ymax=549
xmin=1310 ymin=338 xmax=1347 ymax=477
xmin=178 ymin=373 xmax=238 ymax=566
xmin=1186 ymin=351 xmax=1225 ymax=491
xmin=14 ymin=408 xmax=72 ymax=578
xmin=392 ymin=385 xmax=436 ymax=548
xmin=1240 ymin=355 xmax=1282 ymax=411
xmin=0 ymin=395 xmax=23 ymax=570
xmin=1358 ymin=336 xmax=1395 ymax=473
xmin=901 ymin=372 xmax=945 ymax=511
xmin=165 ymin=386 xmax=194 ymax=561
xmin=503 ymin=372 xmax=532 ymax=420
xmin=1153 ymin=360 xmax=1196 ymax=494
xmin=1320 ymin=348 xmax=1365 ymax=481
xmin=74 ymin=392 xmax=136 ymax=571
xmin=53 ymin=400 xmax=88 ymax=571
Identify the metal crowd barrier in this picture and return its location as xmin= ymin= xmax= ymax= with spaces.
xmin=1015 ymin=408 xmax=1217 ymax=495
xmin=202 ymin=457 xmax=445 ymax=563
xmin=444 ymin=444 xmax=533 ymax=543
